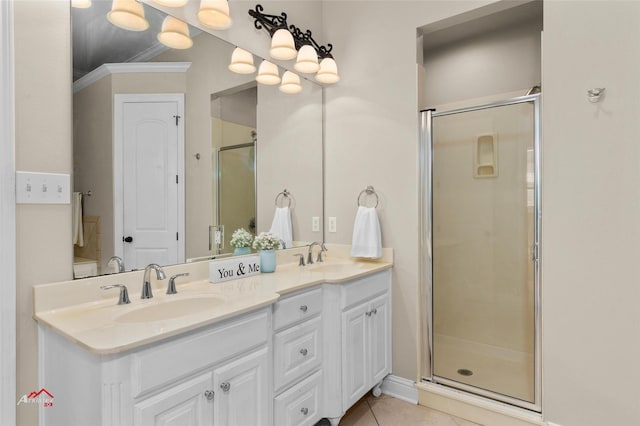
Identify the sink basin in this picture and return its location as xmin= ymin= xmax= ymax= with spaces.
xmin=115 ymin=296 xmax=227 ymax=323
xmin=308 ymin=262 xmax=361 ymax=273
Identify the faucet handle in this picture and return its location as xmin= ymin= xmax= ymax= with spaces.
xmin=167 ymin=273 xmax=190 ymax=295
xmin=293 ymin=253 xmax=306 ymax=267
xmin=316 ymin=244 xmax=328 ymax=263
xmin=101 ymin=284 xmax=131 ymax=305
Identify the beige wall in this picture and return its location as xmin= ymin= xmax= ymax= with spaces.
xmin=542 ymin=1 xmax=640 ymax=425
xmin=14 ymin=1 xmax=73 ymax=425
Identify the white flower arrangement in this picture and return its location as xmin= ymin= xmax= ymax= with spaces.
xmin=230 ymin=228 xmax=254 ymax=248
xmin=252 ymin=232 xmax=281 ymax=251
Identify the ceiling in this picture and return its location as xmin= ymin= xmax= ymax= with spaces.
xmin=72 ymin=0 xmax=189 ymax=80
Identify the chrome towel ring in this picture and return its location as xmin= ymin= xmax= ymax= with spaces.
xmin=275 ymin=189 xmax=294 ymax=208
xmin=357 ymin=185 xmax=379 ymax=208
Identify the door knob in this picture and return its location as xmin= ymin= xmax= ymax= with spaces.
xmin=123 ymin=236 xmax=133 ymax=243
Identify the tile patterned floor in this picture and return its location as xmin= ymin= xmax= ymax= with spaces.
xmin=335 ymin=393 xmax=480 ymax=426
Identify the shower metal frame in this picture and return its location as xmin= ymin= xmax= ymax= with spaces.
xmin=419 ymin=94 xmax=542 ymax=412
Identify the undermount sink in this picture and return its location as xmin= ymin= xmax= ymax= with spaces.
xmin=308 ymin=262 xmax=362 ymax=273
xmin=115 ymin=296 xmax=227 ymax=323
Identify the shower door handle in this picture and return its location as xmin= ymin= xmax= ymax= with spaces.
xmin=531 ymin=243 xmax=538 ymax=261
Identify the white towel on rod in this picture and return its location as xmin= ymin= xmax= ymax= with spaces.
xmin=72 ymin=192 xmax=84 ymax=247
xmin=269 ymin=206 xmax=293 ymax=248
xmin=350 ymin=206 xmax=382 ymax=259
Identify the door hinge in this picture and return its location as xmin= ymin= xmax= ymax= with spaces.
xmin=173 ymin=115 xmax=181 ymax=126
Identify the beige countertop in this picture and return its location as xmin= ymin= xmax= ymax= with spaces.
xmin=34 ymin=245 xmax=393 ymax=355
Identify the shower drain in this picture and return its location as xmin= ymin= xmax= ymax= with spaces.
xmin=457 ymin=368 xmax=474 ymax=377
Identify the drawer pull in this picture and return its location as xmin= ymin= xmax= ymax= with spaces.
xmin=300 ymin=407 xmax=309 ymax=416
xmin=204 ymin=390 xmax=215 ymax=401
xmin=300 ymin=348 xmax=308 ymax=356
xmin=220 ymin=382 xmax=231 ymax=392
xmin=300 ymin=305 xmax=308 ymax=313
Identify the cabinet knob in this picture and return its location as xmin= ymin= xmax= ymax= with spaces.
xmin=300 ymin=305 xmax=308 ymax=313
xmin=204 ymin=390 xmax=215 ymax=401
xmin=300 ymin=348 xmax=308 ymax=356
xmin=300 ymin=407 xmax=309 ymax=416
xmin=366 ymin=311 xmax=372 ymax=317
xmin=372 ymin=308 xmax=378 ymax=315
xmin=220 ymin=382 xmax=231 ymax=392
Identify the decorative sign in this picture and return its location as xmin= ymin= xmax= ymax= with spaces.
xmin=209 ymin=255 xmax=261 ymax=283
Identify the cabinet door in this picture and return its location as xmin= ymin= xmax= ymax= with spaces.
xmin=133 ymin=372 xmax=214 ymax=426
xmin=213 ymin=347 xmax=270 ymax=426
xmin=341 ymin=302 xmax=370 ymax=409
xmin=369 ymin=293 xmax=391 ymax=385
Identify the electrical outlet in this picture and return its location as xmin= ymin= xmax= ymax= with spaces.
xmin=329 ymin=217 xmax=337 ymax=233
xmin=16 ymin=171 xmax=70 ymax=204
xmin=312 ymin=216 xmax=320 ymax=232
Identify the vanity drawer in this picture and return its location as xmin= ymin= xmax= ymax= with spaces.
xmin=274 ymin=315 xmax=322 ymax=391
xmin=273 ymin=287 xmax=322 ymax=331
xmin=341 ymin=270 xmax=390 ymax=310
xmin=274 ymin=369 xmax=323 ymax=426
xmin=131 ymin=309 xmax=269 ymax=397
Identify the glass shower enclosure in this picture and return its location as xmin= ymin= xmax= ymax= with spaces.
xmin=420 ymin=95 xmax=541 ymax=411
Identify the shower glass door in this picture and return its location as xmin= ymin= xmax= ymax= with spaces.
xmin=428 ymin=96 xmax=539 ymax=409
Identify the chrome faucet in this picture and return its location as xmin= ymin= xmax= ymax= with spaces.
xmin=142 ymin=264 xmax=166 ymax=299
xmin=317 ymin=243 xmax=328 ymax=263
xmin=100 ymin=284 xmax=130 ymax=305
xmin=167 ymin=273 xmax=189 ymax=295
xmin=307 ymin=241 xmax=324 ymax=265
xmin=108 ymin=256 xmax=125 ymax=273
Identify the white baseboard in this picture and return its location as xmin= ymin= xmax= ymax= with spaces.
xmin=381 ymin=374 xmax=419 ymax=404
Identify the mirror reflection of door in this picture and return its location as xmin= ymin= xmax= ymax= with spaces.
xmin=115 ymin=94 xmax=185 ymax=269
xmin=211 ymin=87 xmax=257 ymax=254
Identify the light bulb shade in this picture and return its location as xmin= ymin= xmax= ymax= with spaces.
xmin=229 ymin=47 xmax=256 ymax=74
xmin=315 ymin=57 xmax=340 ymax=84
xmin=270 ymin=29 xmax=297 ymax=60
xmin=152 ymin=0 xmax=188 ymax=6
xmin=72 ymin=0 xmax=92 ymax=8
xmin=256 ymin=60 xmax=281 ymax=85
xmin=280 ymin=71 xmax=302 ymax=94
xmin=197 ymin=0 xmax=232 ymax=30
xmin=294 ymin=45 xmax=320 ymax=73
xmin=158 ymin=16 xmax=193 ymax=49
xmin=107 ymin=0 xmax=149 ymax=32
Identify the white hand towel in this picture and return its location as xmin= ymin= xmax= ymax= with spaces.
xmin=269 ymin=206 xmax=293 ymax=248
xmin=350 ymin=206 xmax=382 ymax=259
xmin=72 ymin=192 xmax=84 ymax=247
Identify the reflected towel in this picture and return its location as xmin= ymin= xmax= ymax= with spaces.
xmin=350 ymin=206 xmax=382 ymax=259
xmin=269 ymin=206 xmax=293 ymax=248
xmin=72 ymin=192 xmax=84 ymax=247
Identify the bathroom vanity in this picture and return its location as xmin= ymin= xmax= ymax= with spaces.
xmin=34 ymin=248 xmax=392 ymax=426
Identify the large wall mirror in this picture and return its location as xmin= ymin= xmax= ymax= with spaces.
xmin=71 ymin=0 xmax=324 ymax=278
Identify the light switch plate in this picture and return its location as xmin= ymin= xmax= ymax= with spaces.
xmin=16 ymin=171 xmax=71 ymax=204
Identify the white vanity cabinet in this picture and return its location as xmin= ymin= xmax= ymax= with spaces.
xmin=272 ymin=287 xmax=324 ymax=426
xmin=39 ymin=308 xmax=271 ymax=426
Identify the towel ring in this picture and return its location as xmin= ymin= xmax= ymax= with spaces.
xmin=357 ymin=185 xmax=379 ymax=208
xmin=275 ymin=189 xmax=294 ymax=208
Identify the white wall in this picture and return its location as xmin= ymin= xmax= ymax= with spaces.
xmin=542 ymin=1 xmax=640 ymax=425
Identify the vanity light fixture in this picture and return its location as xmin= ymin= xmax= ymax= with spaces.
xmin=197 ymin=0 xmax=232 ymax=30
xmin=152 ymin=0 xmax=189 ymax=7
xmin=107 ymin=0 xmax=149 ymax=31
xmin=157 ymin=16 xmax=193 ymax=49
xmin=249 ymin=4 xmax=339 ymax=84
xmin=72 ymin=0 xmax=92 ymax=9
xmin=279 ymin=71 xmax=302 ymax=94
xmin=228 ymin=47 xmax=256 ymax=74
xmin=255 ymin=60 xmax=281 ymax=85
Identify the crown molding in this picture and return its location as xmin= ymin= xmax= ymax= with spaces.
xmin=73 ymin=62 xmax=192 ymax=94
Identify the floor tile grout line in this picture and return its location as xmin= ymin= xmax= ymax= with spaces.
xmin=365 ymin=398 xmax=381 ymax=425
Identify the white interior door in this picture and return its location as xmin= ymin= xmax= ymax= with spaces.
xmin=115 ymin=94 xmax=185 ymax=270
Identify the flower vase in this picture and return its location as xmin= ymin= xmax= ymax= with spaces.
xmin=259 ymin=249 xmax=276 ymax=273
xmin=233 ymin=246 xmax=251 ymax=256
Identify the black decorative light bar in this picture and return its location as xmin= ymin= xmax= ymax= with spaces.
xmin=248 ymin=4 xmax=334 ymax=60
